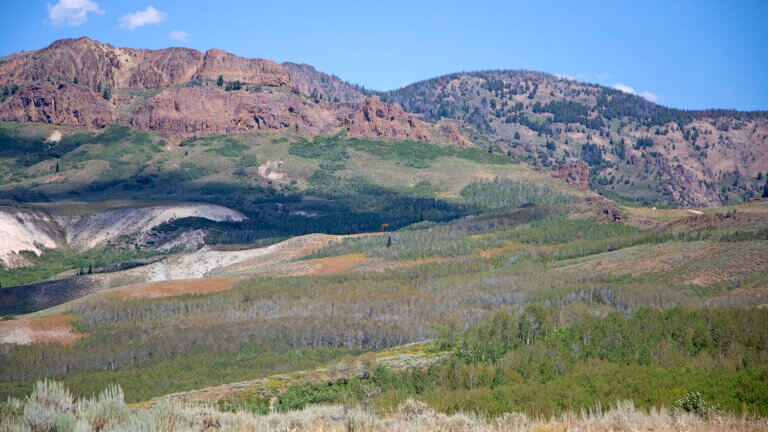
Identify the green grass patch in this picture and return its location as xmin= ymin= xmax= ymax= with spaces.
xmin=0 ymin=247 xmax=163 ymax=288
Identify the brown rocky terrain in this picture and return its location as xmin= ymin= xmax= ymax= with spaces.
xmin=0 ymin=82 xmax=112 ymax=127
xmin=554 ymin=161 xmax=590 ymax=190
xmin=0 ymin=37 xmax=286 ymax=90
xmin=282 ymin=62 xmax=364 ymax=102
xmin=344 ymin=98 xmax=431 ymax=141
xmin=196 ymin=48 xmax=290 ymax=86
xmin=129 ymin=88 xmax=430 ymax=140
xmin=0 ymin=37 xmax=444 ymax=143
xmin=438 ymin=121 xmax=473 ymax=147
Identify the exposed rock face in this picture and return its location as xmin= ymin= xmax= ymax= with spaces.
xmin=2 ymin=37 xmax=121 ymax=89
xmin=131 ymin=90 xmax=432 ymax=141
xmin=126 ymin=47 xmax=204 ymax=88
xmin=0 ymin=38 xmax=434 ymax=142
xmin=344 ymin=98 xmax=431 ymax=142
xmin=0 ymin=37 xmax=288 ymax=90
xmin=282 ymin=62 xmax=364 ymax=102
xmin=438 ymin=121 xmax=472 ymax=147
xmin=61 ymin=203 xmax=246 ymax=250
xmin=585 ymin=197 xmax=622 ymax=223
xmin=554 ymin=161 xmax=590 ymax=190
xmin=644 ymin=154 xmax=724 ymax=207
xmin=0 ymin=82 xmax=113 ymax=127
xmin=197 ymin=49 xmax=290 ymax=86
xmin=130 ymin=88 xmax=340 ymax=139
xmin=0 ymin=207 xmax=61 ymax=268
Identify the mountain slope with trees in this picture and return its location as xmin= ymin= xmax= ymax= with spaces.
xmin=381 ymin=71 xmax=768 ymax=207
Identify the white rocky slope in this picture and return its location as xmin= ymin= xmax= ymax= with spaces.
xmin=0 ymin=207 xmax=61 ymax=267
xmin=60 ymin=203 xmax=245 ymax=250
xmin=126 ymin=233 xmax=338 ymax=282
xmin=0 ymin=203 xmax=246 ymax=268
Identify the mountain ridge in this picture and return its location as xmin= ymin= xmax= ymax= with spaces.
xmin=1 ymin=37 xmax=767 ymax=207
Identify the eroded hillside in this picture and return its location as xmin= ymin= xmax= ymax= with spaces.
xmin=383 ymin=71 xmax=768 ymax=206
xmin=0 ymin=38 xmax=445 ymax=143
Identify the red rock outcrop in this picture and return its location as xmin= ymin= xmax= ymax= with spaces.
xmin=553 ymin=161 xmax=590 ymax=190
xmin=130 ymin=88 xmax=338 ymax=139
xmin=0 ymin=82 xmax=112 ymax=127
xmin=644 ymin=154 xmax=724 ymax=207
xmin=195 ymin=49 xmax=290 ymax=86
xmin=0 ymin=38 xmax=289 ymax=90
xmin=129 ymin=90 xmax=432 ymax=141
xmin=126 ymin=48 xmax=204 ymax=88
xmin=343 ymin=98 xmax=431 ymax=142
xmin=0 ymin=38 xmax=432 ymax=142
xmin=1 ymin=38 xmax=121 ymax=89
xmin=438 ymin=121 xmax=472 ymax=147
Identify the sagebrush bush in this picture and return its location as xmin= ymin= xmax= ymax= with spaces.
xmin=2 ymin=385 xmax=766 ymax=431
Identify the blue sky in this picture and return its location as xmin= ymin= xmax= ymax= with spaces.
xmin=1 ymin=0 xmax=766 ymax=110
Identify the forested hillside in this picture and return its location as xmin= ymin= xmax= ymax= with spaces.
xmin=382 ymin=71 xmax=768 ymax=207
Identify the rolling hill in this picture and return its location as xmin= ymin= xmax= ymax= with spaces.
xmin=1 ymin=38 xmax=768 ymax=431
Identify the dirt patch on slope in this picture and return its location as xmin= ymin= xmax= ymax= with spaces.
xmin=0 ymin=315 xmax=84 ymax=345
xmin=216 ymin=234 xmax=345 ymax=275
xmin=113 ymin=278 xmax=238 ymax=300
xmin=308 ymin=254 xmax=370 ymax=275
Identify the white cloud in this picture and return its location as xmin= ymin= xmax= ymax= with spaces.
xmin=47 ymin=0 xmax=104 ymax=26
xmin=168 ymin=30 xmax=190 ymax=42
xmin=555 ymin=73 xmax=584 ymax=81
xmin=596 ymin=73 xmax=611 ymax=81
xmin=612 ymin=83 xmax=659 ymax=103
xmin=119 ymin=6 xmax=166 ymax=30
xmin=639 ymin=91 xmax=658 ymax=102
xmin=612 ymin=83 xmax=636 ymax=94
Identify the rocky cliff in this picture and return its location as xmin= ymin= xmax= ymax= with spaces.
xmin=344 ymin=98 xmax=432 ymax=141
xmin=0 ymin=37 xmax=287 ymax=89
xmin=0 ymin=38 xmax=443 ymax=143
xmin=0 ymin=82 xmax=113 ymax=127
xmin=129 ymin=87 xmax=431 ymax=141
xmin=554 ymin=161 xmax=590 ymax=190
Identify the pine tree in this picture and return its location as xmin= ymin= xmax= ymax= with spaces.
xmin=55 ymin=162 xmax=59 ymax=173
xmin=87 ymin=264 xmax=92 ymax=274
xmin=386 ymin=236 xmax=392 ymax=248
xmin=615 ymin=138 xmax=626 ymax=160
xmin=217 ymin=75 xmax=224 ymax=87
xmin=763 ymin=176 xmax=768 ymax=198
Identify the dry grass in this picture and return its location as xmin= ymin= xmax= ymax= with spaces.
xmin=308 ymin=254 xmax=370 ymax=275
xmin=127 ymin=399 xmax=768 ymax=431
xmin=680 ymin=242 xmax=768 ymax=286
xmin=0 ymin=314 xmax=84 ymax=345
xmin=112 ymin=278 xmax=238 ymax=299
